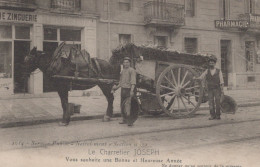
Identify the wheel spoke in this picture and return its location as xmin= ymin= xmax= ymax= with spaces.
xmin=170 ymin=70 xmax=177 ymax=86
xmin=182 ymin=80 xmax=191 ymax=88
xmin=180 ymin=96 xmax=189 ymax=113
xmin=164 ymin=76 xmax=176 ymax=89
xmin=180 ymin=71 xmax=188 ymax=87
xmin=185 ymin=85 xmax=200 ymax=91
xmin=170 ymin=99 xmax=176 ymax=113
xmin=178 ymin=68 xmax=181 ymax=86
xmin=182 ymin=95 xmax=196 ymax=107
xmin=177 ymin=96 xmax=180 ymax=114
xmin=160 ymin=85 xmax=175 ymax=91
xmin=161 ymin=92 xmax=175 ymax=98
xmin=166 ymin=95 xmax=176 ymax=110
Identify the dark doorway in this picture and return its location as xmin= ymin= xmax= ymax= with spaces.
xmin=43 ymin=42 xmax=58 ymax=92
xmin=220 ymin=40 xmax=231 ymax=87
xmin=14 ymin=41 xmax=30 ymax=93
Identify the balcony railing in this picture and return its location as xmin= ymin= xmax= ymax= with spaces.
xmin=0 ymin=0 xmax=36 ymax=11
xmin=144 ymin=1 xmax=185 ymax=27
xmin=51 ymin=0 xmax=80 ymax=12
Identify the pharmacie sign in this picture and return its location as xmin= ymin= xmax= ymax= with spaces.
xmin=215 ymin=20 xmax=249 ymax=28
xmin=249 ymin=14 xmax=260 ymax=28
xmin=0 ymin=11 xmax=37 ymax=23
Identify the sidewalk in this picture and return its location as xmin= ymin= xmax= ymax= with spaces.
xmin=0 ymin=88 xmax=260 ymax=128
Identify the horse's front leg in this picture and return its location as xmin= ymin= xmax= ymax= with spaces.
xmin=99 ymin=84 xmax=114 ymax=121
xmin=57 ymin=87 xmax=70 ymax=125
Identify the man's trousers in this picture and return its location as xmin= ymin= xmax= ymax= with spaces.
xmin=208 ymin=88 xmax=221 ymax=118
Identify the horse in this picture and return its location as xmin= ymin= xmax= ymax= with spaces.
xmin=23 ymin=43 xmax=141 ymax=125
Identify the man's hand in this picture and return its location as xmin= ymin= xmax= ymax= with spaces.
xmin=111 ymin=85 xmax=118 ymax=94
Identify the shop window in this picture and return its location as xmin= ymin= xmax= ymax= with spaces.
xmin=119 ymin=0 xmax=131 ymax=11
xmin=184 ymin=37 xmax=197 ymax=54
xmin=0 ymin=42 xmax=12 ymax=78
xmin=186 ymin=0 xmax=195 ymax=17
xmin=119 ymin=34 xmax=131 ymax=45
xmin=245 ymin=41 xmax=255 ymax=72
xmin=154 ymin=36 xmax=167 ymax=48
xmin=220 ymin=0 xmax=230 ymax=19
xmin=60 ymin=29 xmax=81 ymax=41
xmin=44 ymin=28 xmax=57 ymax=41
xmin=15 ymin=26 xmax=30 ymax=39
xmin=0 ymin=25 xmax=12 ymax=39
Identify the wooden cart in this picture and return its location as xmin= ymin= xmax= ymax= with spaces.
xmin=53 ymin=43 xmax=211 ymax=118
xmin=112 ymin=44 xmax=210 ymax=118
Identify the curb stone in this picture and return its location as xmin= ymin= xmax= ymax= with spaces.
xmin=1 ymin=102 xmax=260 ymax=128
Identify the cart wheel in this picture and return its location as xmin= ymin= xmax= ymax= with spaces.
xmin=156 ymin=64 xmax=203 ymax=118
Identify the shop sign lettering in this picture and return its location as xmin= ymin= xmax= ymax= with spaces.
xmin=215 ymin=20 xmax=249 ymax=28
xmin=0 ymin=11 xmax=37 ymax=22
xmin=249 ymin=14 xmax=260 ymax=28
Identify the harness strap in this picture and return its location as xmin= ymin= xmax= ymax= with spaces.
xmin=93 ymin=58 xmax=104 ymax=78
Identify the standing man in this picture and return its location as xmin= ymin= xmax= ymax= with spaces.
xmin=112 ymin=57 xmax=136 ymax=126
xmin=197 ymin=55 xmax=224 ymax=120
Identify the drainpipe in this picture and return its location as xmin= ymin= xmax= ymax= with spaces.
xmin=107 ymin=0 xmax=111 ymax=60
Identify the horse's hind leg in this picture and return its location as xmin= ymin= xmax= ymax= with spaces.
xmin=57 ymin=86 xmax=70 ymax=125
xmin=98 ymin=84 xmax=114 ymax=121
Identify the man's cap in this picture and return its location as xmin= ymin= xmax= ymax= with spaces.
xmin=123 ymin=57 xmax=131 ymax=62
xmin=208 ymin=54 xmax=217 ymax=62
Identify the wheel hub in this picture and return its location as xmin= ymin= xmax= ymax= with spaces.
xmin=175 ymin=87 xmax=182 ymax=96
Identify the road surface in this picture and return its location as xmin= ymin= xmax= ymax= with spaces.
xmin=0 ymin=106 xmax=260 ymax=167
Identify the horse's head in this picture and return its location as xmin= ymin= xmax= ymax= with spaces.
xmin=24 ymin=47 xmax=42 ymax=74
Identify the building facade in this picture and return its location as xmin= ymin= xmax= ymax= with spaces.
xmin=0 ymin=0 xmax=98 ymax=95
xmin=0 ymin=0 xmax=260 ymax=95
xmin=97 ymin=0 xmax=260 ymax=89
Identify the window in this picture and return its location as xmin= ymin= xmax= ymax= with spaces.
xmin=0 ymin=25 xmax=12 ymax=39
xmin=0 ymin=42 xmax=12 ymax=78
xmin=51 ymin=0 xmax=81 ymax=11
xmin=15 ymin=26 xmax=30 ymax=40
xmin=184 ymin=38 xmax=197 ymax=54
xmin=44 ymin=28 xmax=57 ymax=41
xmin=220 ymin=0 xmax=230 ymax=19
xmin=119 ymin=34 xmax=131 ymax=45
xmin=60 ymin=29 xmax=81 ymax=41
xmin=245 ymin=0 xmax=255 ymax=13
xmin=119 ymin=0 xmax=131 ymax=11
xmin=245 ymin=41 xmax=255 ymax=72
xmin=186 ymin=0 xmax=195 ymax=17
xmin=154 ymin=36 xmax=167 ymax=48
xmin=43 ymin=27 xmax=81 ymax=92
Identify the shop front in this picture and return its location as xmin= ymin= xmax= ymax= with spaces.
xmin=0 ymin=9 xmax=97 ymax=95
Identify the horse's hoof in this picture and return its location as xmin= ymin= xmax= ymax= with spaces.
xmin=103 ymin=115 xmax=111 ymax=122
xmin=59 ymin=122 xmax=69 ymax=126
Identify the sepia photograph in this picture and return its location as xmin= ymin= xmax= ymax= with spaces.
xmin=0 ymin=0 xmax=260 ymax=167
